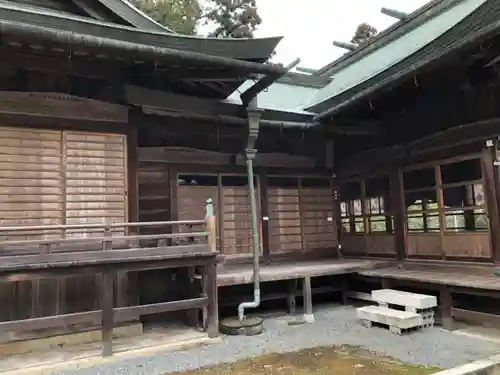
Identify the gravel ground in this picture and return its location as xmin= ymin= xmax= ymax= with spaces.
xmin=53 ymin=306 xmax=500 ymax=375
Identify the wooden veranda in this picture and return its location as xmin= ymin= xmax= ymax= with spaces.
xmin=0 ymin=200 xmax=219 ymax=357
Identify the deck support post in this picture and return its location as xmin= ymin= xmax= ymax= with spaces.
xmin=303 ymin=276 xmax=314 ymax=323
xmin=287 ymin=279 xmax=298 ymax=314
xmin=381 ymin=278 xmax=393 ymax=289
xmin=440 ymin=287 xmax=454 ymax=330
xmin=205 ymin=260 xmax=219 ymax=338
xmin=101 ymin=270 xmax=115 ymax=357
xmin=340 ymin=277 xmax=349 ymax=305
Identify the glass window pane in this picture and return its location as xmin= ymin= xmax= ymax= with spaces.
xmin=354 ymin=218 xmax=364 ymax=233
xmin=370 ymin=216 xmax=386 ymax=232
xmin=473 ymin=184 xmax=485 ymax=206
xmin=353 ymin=200 xmax=362 ymax=215
xmin=407 ymin=214 xmax=424 ymax=231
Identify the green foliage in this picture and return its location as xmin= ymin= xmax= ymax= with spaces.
xmin=203 ymin=0 xmax=262 ymax=38
xmin=351 ymin=22 xmax=378 ymax=45
xmin=132 ymin=0 xmax=201 ymax=35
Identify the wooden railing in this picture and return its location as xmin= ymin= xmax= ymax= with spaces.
xmin=0 ymin=199 xmax=219 ymax=357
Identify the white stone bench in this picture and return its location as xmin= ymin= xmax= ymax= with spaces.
xmin=356 ymin=305 xmax=422 ymax=335
xmin=371 ymin=289 xmax=437 ymax=328
xmin=371 ymin=289 xmax=437 ymax=311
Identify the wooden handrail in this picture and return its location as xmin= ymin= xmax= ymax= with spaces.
xmin=0 ymin=220 xmax=206 ymax=233
xmin=0 ymin=232 xmax=209 ymax=248
xmin=0 ymin=198 xmax=218 ymax=256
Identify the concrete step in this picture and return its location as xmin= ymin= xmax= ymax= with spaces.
xmin=356 ymin=305 xmax=422 ymax=333
xmin=371 ymin=289 xmax=437 ymax=310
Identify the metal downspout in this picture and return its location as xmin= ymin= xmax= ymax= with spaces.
xmin=237 ymin=101 xmax=264 ymax=321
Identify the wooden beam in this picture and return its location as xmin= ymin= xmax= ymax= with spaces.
xmin=339 ymin=117 xmax=500 ymax=178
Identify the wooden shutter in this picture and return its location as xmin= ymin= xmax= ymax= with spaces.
xmin=63 ymin=131 xmax=127 ymax=237
xmin=0 ymin=126 xmax=64 ymax=241
xmin=268 ymin=178 xmax=302 ymax=254
xmin=223 ymin=180 xmax=261 ymax=256
xmin=300 ymin=180 xmax=337 ymax=252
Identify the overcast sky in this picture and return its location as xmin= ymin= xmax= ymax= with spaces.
xmin=254 ymin=0 xmax=430 ymax=70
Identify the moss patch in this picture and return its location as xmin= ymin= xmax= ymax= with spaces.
xmin=175 ymin=346 xmax=441 ymax=375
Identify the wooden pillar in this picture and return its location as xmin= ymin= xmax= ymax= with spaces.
xmin=205 ymin=260 xmax=219 ymax=338
xmin=390 ymin=170 xmax=406 ymax=261
xmin=259 ymin=175 xmax=271 ymax=262
xmin=482 ymin=142 xmax=500 ymax=263
xmin=332 ymin=178 xmax=343 ymax=258
xmin=101 ymin=270 xmax=115 ymax=357
xmin=435 ymin=165 xmax=446 ymax=260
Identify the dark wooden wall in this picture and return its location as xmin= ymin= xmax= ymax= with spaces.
xmin=137 ymin=148 xmax=338 ymax=262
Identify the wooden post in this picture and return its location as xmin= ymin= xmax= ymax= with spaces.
xmin=287 ymin=279 xmax=298 ymax=314
xmin=482 ymin=142 xmax=500 ymax=263
xmin=101 ymin=270 xmax=115 ymax=357
xmin=435 ymin=165 xmax=446 ymax=260
xmin=303 ymin=276 xmax=314 ymax=323
xmin=205 ymin=199 xmax=217 ymax=253
xmin=205 ymin=260 xmax=219 ymax=338
xmin=332 ymin=178 xmax=343 ymax=258
xmin=381 ymin=278 xmax=393 ymax=289
xmin=390 ymin=169 xmax=407 ymax=261
xmin=340 ymin=277 xmax=349 ymax=305
xmin=440 ymin=287 xmax=454 ymax=330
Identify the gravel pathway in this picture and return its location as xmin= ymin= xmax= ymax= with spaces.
xmin=53 ymin=306 xmax=500 ymax=375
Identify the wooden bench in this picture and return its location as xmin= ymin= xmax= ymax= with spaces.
xmin=357 ymin=305 xmax=422 ymax=335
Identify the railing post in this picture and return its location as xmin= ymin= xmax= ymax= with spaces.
xmin=205 ymin=198 xmax=216 ymax=252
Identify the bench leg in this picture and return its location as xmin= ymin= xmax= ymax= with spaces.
xmin=287 ymin=279 xmax=298 ymax=315
xmin=303 ymin=276 xmax=314 ymax=323
xmin=361 ymin=319 xmax=372 ymax=328
xmin=440 ymin=287 xmax=454 ymax=331
xmin=389 ymin=326 xmax=402 ymax=335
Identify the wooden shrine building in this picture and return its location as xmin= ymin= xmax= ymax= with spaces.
xmin=306 ymin=0 xmax=500 ymax=327
xmin=3 ymin=0 xmax=500 ymax=360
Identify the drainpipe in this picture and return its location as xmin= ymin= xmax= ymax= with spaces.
xmin=238 ymin=100 xmax=264 ymax=321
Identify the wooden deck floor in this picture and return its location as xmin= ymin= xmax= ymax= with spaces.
xmin=217 ymin=258 xmax=385 ymax=286
xmin=358 ymin=262 xmax=500 ymax=292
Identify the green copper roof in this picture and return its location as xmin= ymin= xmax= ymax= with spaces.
xmin=307 ymin=0 xmax=488 ymax=112
xmin=227 ymin=73 xmax=330 ymax=113
xmin=315 ymin=0 xmax=458 ymax=77
xmin=310 ymin=0 xmax=500 ymax=118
